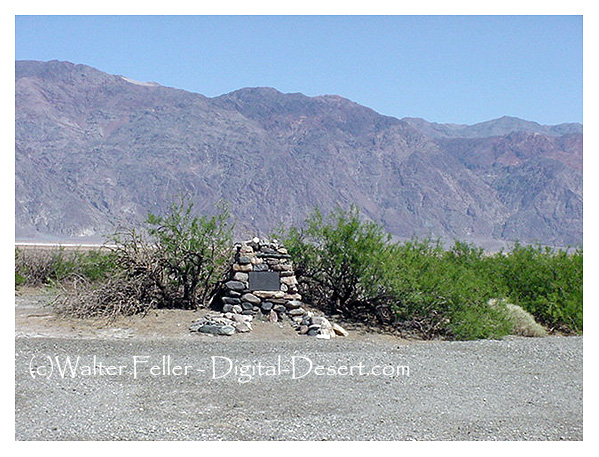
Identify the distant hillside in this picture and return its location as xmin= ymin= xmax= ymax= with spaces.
xmin=15 ymin=60 xmax=582 ymax=248
xmin=402 ymin=116 xmax=582 ymax=139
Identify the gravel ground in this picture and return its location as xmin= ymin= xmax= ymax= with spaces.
xmin=15 ymin=334 xmax=582 ymax=440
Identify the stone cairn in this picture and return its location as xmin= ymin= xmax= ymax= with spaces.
xmin=189 ymin=237 xmax=348 ymax=339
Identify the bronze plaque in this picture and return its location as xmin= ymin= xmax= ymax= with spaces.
xmin=248 ymin=271 xmax=280 ymax=291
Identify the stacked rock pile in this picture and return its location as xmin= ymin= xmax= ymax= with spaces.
xmin=220 ymin=237 xmax=306 ymax=322
xmin=189 ymin=237 xmax=348 ymax=338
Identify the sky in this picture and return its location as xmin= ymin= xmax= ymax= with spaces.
xmin=15 ymin=15 xmax=583 ymax=125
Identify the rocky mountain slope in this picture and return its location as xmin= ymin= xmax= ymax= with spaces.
xmin=15 ymin=60 xmax=583 ymax=248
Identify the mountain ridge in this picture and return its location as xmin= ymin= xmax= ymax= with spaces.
xmin=18 ymin=59 xmax=582 ymax=136
xmin=15 ymin=60 xmax=583 ymax=249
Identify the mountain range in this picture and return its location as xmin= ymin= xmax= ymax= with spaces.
xmin=15 ymin=60 xmax=583 ymax=249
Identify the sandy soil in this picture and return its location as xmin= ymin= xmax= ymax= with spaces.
xmin=15 ymin=287 xmax=409 ymax=344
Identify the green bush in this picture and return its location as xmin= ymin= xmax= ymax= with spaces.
xmin=282 ymin=210 xmax=515 ymax=340
xmin=450 ymin=302 xmax=514 ymax=340
xmin=25 ymin=201 xmax=581 ymax=335
xmin=54 ymin=198 xmax=234 ymax=318
xmin=106 ymin=197 xmax=233 ymax=310
xmin=77 ymin=250 xmax=118 ymax=281
xmin=493 ymin=243 xmax=582 ymax=333
xmin=384 ymin=239 xmax=514 ymax=339
xmin=15 ymin=247 xmax=116 ymax=286
xmin=282 ymin=207 xmax=585 ymax=340
xmin=385 ymin=239 xmax=583 ymax=337
xmin=282 ymin=206 xmax=391 ymax=315
xmin=15 ymin=271 xmax=26 ymax=287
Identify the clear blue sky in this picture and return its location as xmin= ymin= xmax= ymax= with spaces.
xmin=15 ymin=15 xmax=583 ymax=125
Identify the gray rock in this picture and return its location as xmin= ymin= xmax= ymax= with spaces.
xmin=273 ymin=304 xmax=287 ymax=313
xmin=256 ymin=252 xmax=290 ymax=259
xmin=233 ymin=272 xmax=249 ymax=282
xmin=280 ymin=275 xmax=298 ymax=286
xmin=189 ymin=321 xmax=204 ymax=332
xmin=222 ymin=297 xmax=241 ymax=305
xmin=222 ymin=304 xmax=233 ymax=313
xmin=284 ymin=293 xmax=302 ymax=301
xmin=239 ymin=244 xmax=254 ymax=254
xmin=241 ymin=302 xmax=254 ymax=310
xmin=261 ymin=301 xmax=273 ymax=312
xmin=225 ymin=280 xmax=245 ymax=291
xmin=254 ymin=290 xmax=285 ymax=299
xmin=287 ymin=308 xmax=306 ymax=317
xmin=241 ymin=293 xmax=261 ymax=305
xmin=211 ymin=317 xmax=235 ymax=326
xmin=286 ymin=300 xmax=303 ymax=309
xmin=234 ymin=322 xmax=251 ymax=333
xmin=231 ymin=305 xmax=243 ymax=314
xmin=299 ymin=325 xmax=309 ymax=335
xmin=238 ymin=256 xmax=252 ymax=265
xmin=198 ymin=324 xmax=236 ymax=336
xmin=253 ymin=263 xmax=269 ymax=272
xmin=231 ymin=313 xmax=252 ymax=323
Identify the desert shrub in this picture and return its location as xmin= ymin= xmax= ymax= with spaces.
xmin=282 ymin=206 xmax=391 ymax=316
xmin=263 ymin=206 xmax=583 ymax=338
xmin=449 ymin=301 xmax=514 ymax=340
xmin=139 ymin=198 xmax=232 ymax=309
xmin=53 ymin=199 xmax=232 ymax=318
xmin=488 ymin=299 xmax=547 ymax=337
xmin=386 ymin=239 xmax=582 ymax=338
xmin=15 ymin=272 xmax=26 ymax=287
xmin=58 ymin=197 xmax=234 ymax=318
xmin=15 ymin=247 xmax=116 ymax=286
xmin=53 ymin=273 xmax=158 ymax=319
xmin=15 ymin=248 xmax=62 ymax=286
xmin=77 ymin=250 xmax=118 ymax=281
xmin=282 ymin=210 xmax=514 ymax=340
xmin=383 ymin=239 xmax=514 ymax=340
xmin=492 ymin=243 xmax=582 ymax=333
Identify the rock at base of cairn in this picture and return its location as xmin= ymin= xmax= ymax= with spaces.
xmin=300 ymin=314 xmax=348 ymax=339
xmin=190 ymin=313 xmax=253 ymax=336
